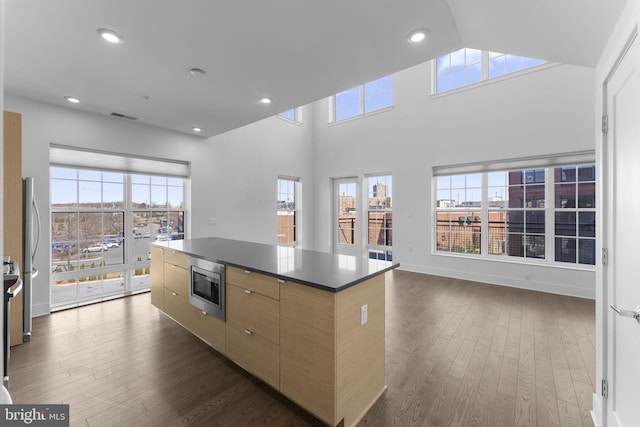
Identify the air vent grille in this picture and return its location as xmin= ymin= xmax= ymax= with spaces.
xmin=110 ymin=112 xmax=138 ymax=121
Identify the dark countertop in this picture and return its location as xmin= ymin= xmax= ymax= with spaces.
xmin=154 ymin=237 xmax=399 ymax=292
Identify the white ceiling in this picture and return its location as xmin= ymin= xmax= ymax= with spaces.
xmin=3 ymin=0 xmax=628 ymax=138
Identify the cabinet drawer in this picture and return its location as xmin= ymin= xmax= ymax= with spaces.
xmin=164 ymin=287 xmax=189 ymax=326
xmin=164 ymin=262 xmax=189 ymax=295
xmin=226 ymin=321 xmax=280 ymax=389
xmin=189 ymin=305 xmax=226 ymax=353
xmin=227 ymin=284 xmax=279 ymax=344
xmin=163 ymin=249 xmax=189 ymax=269
xmin=227 ymin=266 xmax=280 ymax=300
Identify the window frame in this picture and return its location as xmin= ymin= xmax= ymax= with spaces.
xmin=433 ymin=162 xmax=596 ymax=269
xmin=330 ymin=75 xmax=393 ymax=123
xmin=277 ymin=107 xmax=303 ymax=124
xmin=366 ymin=174 xmax=393 ymax=261
xmin=50 ymin=166 xmax=188 ymax=310
xmin=432 ymin=49 xmax=552 ymax=95
xmin=277 ymin=177 xmax=300 ymax=247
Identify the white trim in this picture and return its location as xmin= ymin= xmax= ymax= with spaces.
xmin=431 ymin=59 xmax=559 ymax=97
xmin=433 ymin=151 xmax=595 ymax=176
xmin=328 ymin=105 xmax=394 ymax=127
xmin=50 ymin=143 xmax=190 ymax=178
xmin=399 ymin=262 xmax=595 ymax=299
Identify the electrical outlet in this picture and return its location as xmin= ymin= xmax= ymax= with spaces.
xmin=361 ymin=304 xmax=368 ymax=325
xmin=208 ymin=217 xmax=217 ymax=226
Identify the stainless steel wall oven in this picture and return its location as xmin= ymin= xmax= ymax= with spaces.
xmin=189 ymin=257 xmax=225 ymax=321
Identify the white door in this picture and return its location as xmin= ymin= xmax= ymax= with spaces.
xmin=333 ymin=177 xmax=362 ymax=256
xmin=605 ymin=32 xmax=640 ymax=427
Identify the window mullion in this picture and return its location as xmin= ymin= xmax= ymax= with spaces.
xmin=481 ymin=172 xmax=489 ymax=255
xmin=546 ymin=167 xmax=554 ymax=262
xmin=482 ymin=51 xmax=490 ymax=80
xmin=124 ymin=174 xmax=133 ymax=291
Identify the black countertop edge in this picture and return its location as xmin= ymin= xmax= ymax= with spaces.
xmin=220 ymin=260 xmax=399 ymax=293
xmin=153 ymin=238 xmax=399 ymax=293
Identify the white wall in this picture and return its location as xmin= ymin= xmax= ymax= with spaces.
xmin=192 ymin=106 xmax=315 ymax=248
xmin=4 ymin=54 xmax=599 ymax=314
xmin=4 ymin=95 xmax=316 ymax=315
xmin=4 ymin=95 xmax=205 ymax=316
xmin=312 ymin=61 xmax=597 ymax=298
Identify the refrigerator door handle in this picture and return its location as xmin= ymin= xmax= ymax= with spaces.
xmin=31 ymin=197 xmax=41 ymax=262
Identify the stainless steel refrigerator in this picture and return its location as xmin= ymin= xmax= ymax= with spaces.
xmin=22 ymin=177 xmax=40 ymax=341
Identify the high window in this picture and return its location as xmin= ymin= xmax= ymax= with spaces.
xmin=435 ymin=48 xmax=547 ymax=94
xmin=434 ymin=161 xmax=596 ymax=267
xmin=367 ymin=175 xmax=393 ymax=261
xmin=277 ymin=177 xmax=299 ymax=246
xmin=278 ymin=107 xmax=302 ymax=124
xmin=333 ymin=75 xmax=392 ymax=122
xmin=49 ymin=146 xmax=188 ymax=310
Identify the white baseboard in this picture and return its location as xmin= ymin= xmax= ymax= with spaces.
xmin=32 ymin=302 xmax=50 ymax=317
xmin=397 ymin=262 xmax=595 ymax=299
xmin=591 ymin=392 xmax=603 ymax=427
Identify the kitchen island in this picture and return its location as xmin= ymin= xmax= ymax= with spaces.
xmin=151 ymin=237 xmax=398 ymax=427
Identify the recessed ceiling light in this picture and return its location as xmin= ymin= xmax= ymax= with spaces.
xmin=189 ymin=68 xmax=207 ymax=76
xmin=64 ymin=96 xmax=80 ymax=104
xmin=260 ymin=97 xmax=272 ymax=104
xmin=192 ymin=127 xmax=202 ymax=133
xmin=97 ymin=28 xmax=124 ymax=44
xmin=407 ymin=29 xmax=428 ymax=44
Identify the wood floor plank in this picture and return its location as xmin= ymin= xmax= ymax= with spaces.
xmin=7 ymin=271 xmax=595 ymax=427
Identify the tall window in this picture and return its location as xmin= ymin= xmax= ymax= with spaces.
xmin=51 ymin=166 xmax=186 ymax=310
xmin=487 ymin=169 xmax=546 ymax=260
xmin=435 ymin=48 xmax=547 ymax=94
xmin=554 ymin=165 xmax=596 ymax=265
xmin=277 ymin=178 xmax=298 ymax=246
xmin=434 ymin=163 xmax=596 ymax=267
xmin=333 ymin=75 xmax=392 ymax=122
xmin=435 ymin=174 xmax=482 ymax=254
xmin=367 ymin=175 xmax=393 ymax=260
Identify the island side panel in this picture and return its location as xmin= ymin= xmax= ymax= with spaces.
xmin=280 ymin=281 xmax=337 ymax=425
xmin=336 ymin=274 xmax=386 ymax=427
xmin=150 ymin=246 xmax=164 ymax=309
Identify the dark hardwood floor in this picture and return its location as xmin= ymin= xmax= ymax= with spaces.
xmin=9 ymin=270 xmax=595 ymax=426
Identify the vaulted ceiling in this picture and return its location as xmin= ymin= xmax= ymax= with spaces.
xmin=4 ymin=0 xmax=628 ymax=138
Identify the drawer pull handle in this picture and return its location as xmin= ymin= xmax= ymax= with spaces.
xmin=172 ymin=292 xmax=177 ymax=296
xmin=244 ymin=289 xmax=252 ymax=294
xmin=244 ymin=329 xmax=253 ymax=335
xmin=243 ymin=270 xmax=251 ymax=274
xmin=278 ymin=279 xmax=285 ymax=284
xmin=201 ymin=311 xmax=207 ymax=316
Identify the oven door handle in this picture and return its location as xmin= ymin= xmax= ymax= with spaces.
xmin=6 ymin=279 xmax=23 ymax=299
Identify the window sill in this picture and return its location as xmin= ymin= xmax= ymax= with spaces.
xmin=430 ymin=62 xmax=560 ymax=99
xmin=328 ymin=106 xmax=394 ymax=127
xmin=431 ymin=250 xmax=596 ymax=272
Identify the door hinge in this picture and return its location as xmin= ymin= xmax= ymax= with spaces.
xmin=602 ymin=115 xmax=609 ymax=134
xmin=602 ymin=248 xmax=608 ymax=266
xmin=602 ymin=379 xmax=608 ymax=398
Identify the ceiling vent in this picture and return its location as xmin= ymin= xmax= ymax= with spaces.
xmin=110 ymin=112 xmax=138 ymax=121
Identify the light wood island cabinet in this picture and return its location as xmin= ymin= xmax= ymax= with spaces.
xmin=151 ymin=246 xmax=226 ymax=353
xmin=151 ymin=239 xmax=396 ymax=427
xmin=149 ymin=246 xmax=164 ymax=309
xmin=226 ymin=266 xmax=280 ymax=388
